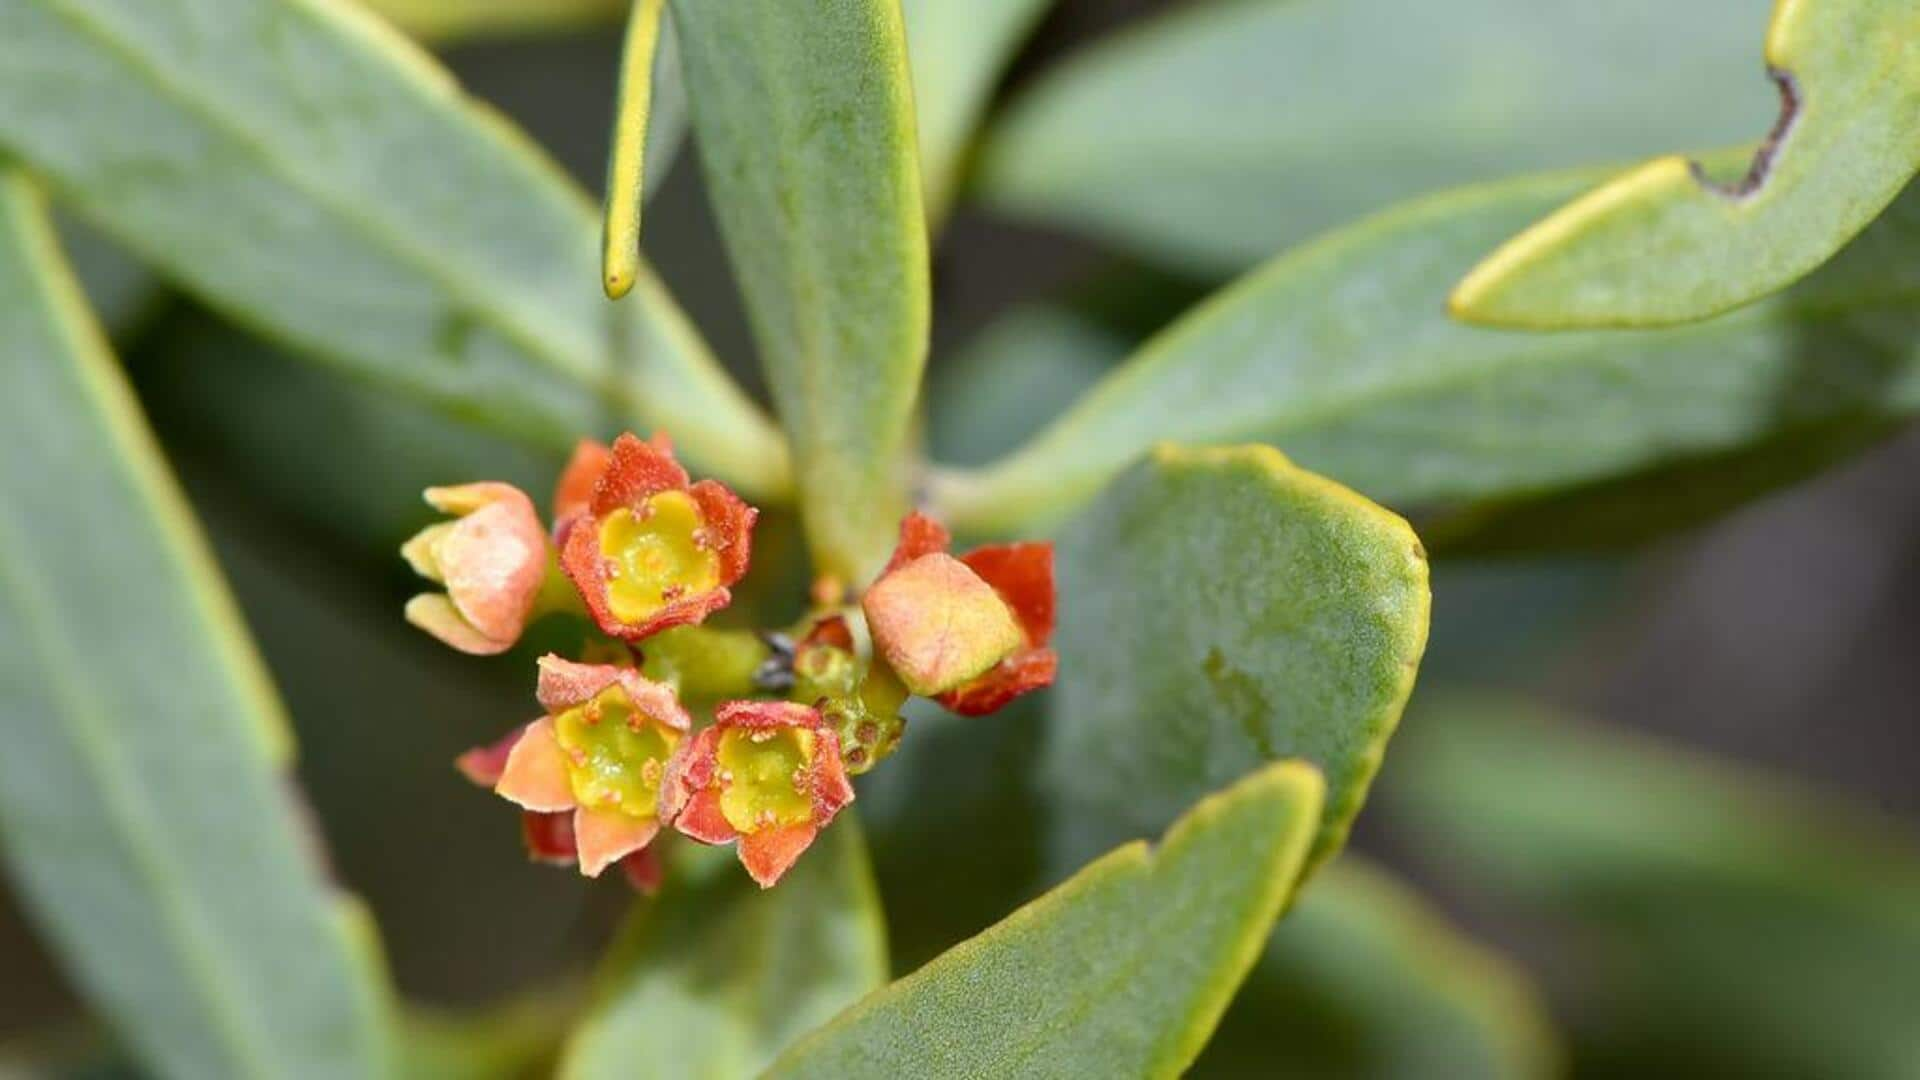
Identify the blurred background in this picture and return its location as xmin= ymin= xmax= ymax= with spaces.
xmin=5 ymin=0 xmax=1919 ymax=1076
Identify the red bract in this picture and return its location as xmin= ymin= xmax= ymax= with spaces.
xmin=475 ymin=657 xmax=692 ymax=878
xmin=660 ymin=701 xmax=854 ymax=888
xmin=557 ymin=433 xmax=756 ymax=641
xmin=863 ymin=512 xmax=1058 ymax=713
xmin=401 ymin=483 xmax=549 ymax=655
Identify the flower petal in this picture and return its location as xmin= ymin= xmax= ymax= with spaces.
xmin=809 ymin=728 xmax=856 ymax=819
xmin=405 ymin=593 xmax=508 ymax=656
xmin=455 ymin=724 xmax=529 ymax=787
xmin=960 ymin=541 xmax=1056 ymax=646
xmin=659 ymin=726 xmax=721 ymax=823
xmin=553 ymin=439 xmax=612 ymax=523
xmin=573 ymin=806 xmax=660 ymax=878
xmin=937 ymin=648 xmax=1059 ymax=717
xmin=495 ymin=717 xmax=576 ymax=812
xmin=883 ymin=511 xmax=952 ymax=574
xmin=423 ymin=481 xmax=524 ymax=516
xmin=591 ymin=432 xmax=689 ymax=517
xmin=521 ymin=811 xmax=578 ymax=865
xmin=673 ymin=786 xmax=736 ymax=845
xmin=533 ymin=657 xmax=694 ymax=736
xmin=619 ymin=845 xmax=665 ymax=894
xmin=439 ymin=494 xmax=547 ymax=644
xmin=863 ymin=553 xmax=1026 ymax=696
xmin=737 ymin=823 xmax=818 ymax=888
xmin=688 ymin=479 xmax=758 ymax=587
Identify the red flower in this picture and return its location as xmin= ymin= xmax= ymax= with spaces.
xmin=401 ymin=483 xmax=549 ymax=655
xmin=456 ymin=734 xmax=666 ymax=893
xmin=862 ymin=513 xmax=1057 ymax=713
xmin=660 ymin=701 xmax=854 ymax=887
xmin=463 ymin=656 xmax=692 ymax=878
xmin=557 ymin=433 xmax=756 ymax=641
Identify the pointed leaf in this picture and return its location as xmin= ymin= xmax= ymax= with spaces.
xmin=670 ymin=0 xmax=929 ymax=580
xmin=0 ymin=0 xmax=785 ymax=497
xmin=934 ymin=169 xmax=1920 ymax=546
xmin=558 ymin=820 xmax=886 ymax=1079
xmin=1454 ymin=0 xmax=1920 ymax=327
xmin=901 ymin=0 xmax=1054 ymax=223
xmin=1196 ymin=857 xmax=1559 ymax=1079
xmin=1042 ymin=445 xmax=1428 ymax=876
xmin=1391 ymin=694 xmax=1920 ymax=1077
xmin=0 ymin=173 xmax=393 ymax=1080
xmin=767 ymin=761 xmax=1325 ymax=1079
xmin=977 ymin=0 xmax=1775 ymax=274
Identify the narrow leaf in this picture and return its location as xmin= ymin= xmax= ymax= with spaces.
xmin=1197 ymin=857 xmax=1559 ymax=1079
xmin=0 ymin=0 xmax=786 ymax=498
xmin=1044 ymin=444 xmax=1428 ymax=876
xmin=601 ymin=0 xmax=668 ymax=300
xmin=934 ymin=168 xmax=1920 ymax=543
xmin=901 ymin=0 xmax=1054 ymax=223
xmin=767 ymin=761 xmax=1326 ymax=1079
xmin=132 ymin=312 xmax=565 ymax=558
xmin=356 ymin=0 xmax=624 ymax=41
xmin=671 ymin=0 xmax=930 ymax=581
xmin=976 ymin=0 xmax=1774 ymax=274
xmin=1391 ymin=694 xmax=1920 ymax=1077
xmin=558 ymin=821 xmax=886 ymax=1079
xmin=0 ymin=173 xmax=393 ymax=1080
xmin=1453 ymin=0 xmax=1920 ymax=327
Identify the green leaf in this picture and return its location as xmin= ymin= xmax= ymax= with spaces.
xmin=976 ymin=0 xmax=1774 ymax=275
xmin=766 ymin=761 xmax=1325 ymax=1079
xmin=0 ymin=173 xmax=393 ymax=1080
xmin=670 ymin=0 xmax=930 ymax=580
xmin=1390 ymin=694 xmax=1920 ymax=1078
xmin=356 ymin=0 xmax=624 ymax=41
xmin=1044 ymin=444 xmax=1428 ymax=877
xmin=1195 ymin=857 xmax=1559 ymax=1079
xmin=133 ymin=311 xmax=566 ymax=559
xmin=1453 ymin=0 xmax=1920 ymax=328
xmin=0 ymin=0 xmax=786 ymax=499
xmin=901 ymin=0 xmax=1054 ymax=223
xmin=558 ymin=820 xmax=887 ymax=1080
xmin=934 ymin=167 xmax=1920 ymax=543
xmin=927 ymin=303 xmax=1128 ymax=469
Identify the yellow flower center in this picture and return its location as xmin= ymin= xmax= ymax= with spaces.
xmin=553 ymin=685 xmax=679 ymax=818
xmin=598 ymin=490 xmax=722 ymax=624
xmin=717 ymin=726 xmax=816 ymax=833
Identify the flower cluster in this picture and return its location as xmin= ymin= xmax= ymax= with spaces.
xmin=405 ymin=433 xmax=1055 ymax=888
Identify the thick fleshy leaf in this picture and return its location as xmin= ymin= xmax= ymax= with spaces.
xmin=1195 ymin=857 xmax=1559 ymax=1079
xmin=1453 ymin=0 xmax=1920 ymax=327
xmin=0 ymin=0 xmax=785 ymax=498
xmin=900 ymin=0 xmax=1054 ymax=222
xmin=1390 ymin=694 xmax=1920 ymax=1077
xmin=766 ymin=762 xmax=1324 ymax=1078
xmin=670 ymin=0 xmax=930 ymax=580
xmin=1045 ymin=445 xmax=1428 ymax=876
xmin=557 ymin=819 xmax=886 ymax=1079
xmin=0 ymin=174 xmax=393 ymax=1079
xmin=976 ymin=0 xmax=1773 ymax=274
xmin=934 ymin=168 xmax=1920 ymax=544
